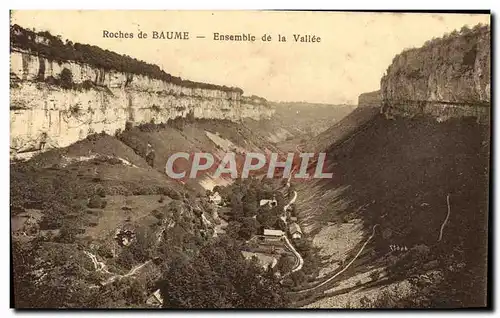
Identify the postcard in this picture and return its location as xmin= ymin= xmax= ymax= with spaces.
xmin=10 ymin=10 xmax=491 ymax=309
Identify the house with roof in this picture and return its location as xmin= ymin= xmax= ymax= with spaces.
xmin=259 ymin=198 xmax=277 ymax=208
xmin=288 ymin=223 xmax=303 ymax=239
xmin=146 ymin=289 xmax=163 ymax=307
xmin=263 ymin=229 xmax=285 ymax=237
xmin=209 ymin=191 xmax=222 ymax=205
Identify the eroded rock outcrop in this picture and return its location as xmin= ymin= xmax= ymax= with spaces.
xmin=380 ymin=24 xmax=490 ymax=122
xmin=10 ymin=27 xmax=274 ymax=159
xmin=358 ymin=90 xmax=381 ymax=108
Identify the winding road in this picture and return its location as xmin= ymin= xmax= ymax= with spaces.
xmin=281 ymin=234 xmax=304 ymax=276
xmin=291 ymin=224 xmax=380 ymax=294
xmin=279 ymin=169 xmax=303 ymax=276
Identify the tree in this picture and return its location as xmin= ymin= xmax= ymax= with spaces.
xmin=60 ymin=67 xmax=73 ymax=89
xmin=238 ymin=217 xmax=258 ymax=240
xmin=57 ymin=222 xmax=77 ymax=243
xmin=242 ymin=188 xmax=258 ymax=217
xmin=158 ymin=237 xmax=286 ymax=308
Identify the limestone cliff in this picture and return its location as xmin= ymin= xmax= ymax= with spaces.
xmin=380 ymin=24 xmax=490 ymax=122
xmin=10 ymin=26 xmax=273 ymax=158
xmin=357 ymin=90 xmax=381 ymax=108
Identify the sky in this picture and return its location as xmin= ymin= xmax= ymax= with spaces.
xmin=11 ymin=11 xmax=490 ymax=104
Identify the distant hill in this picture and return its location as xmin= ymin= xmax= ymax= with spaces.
xmin=242 ymin=102 xmax=356 ymax=151
xmin=272 ymin=102 xmax=356 ymax=136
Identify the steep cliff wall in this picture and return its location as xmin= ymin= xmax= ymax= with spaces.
xmin=380 ymin=24 xmax=490 ymax=122
xmin=10 ymin=51 xmax=273 ymax=158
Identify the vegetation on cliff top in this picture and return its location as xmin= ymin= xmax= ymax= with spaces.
xmin=10 ymin=24 xmax=243 ymax=94
xmin=382 ymin=23 xmax=490 ymax=82
xmin=381 ymin=23 xmax=490 ymax=103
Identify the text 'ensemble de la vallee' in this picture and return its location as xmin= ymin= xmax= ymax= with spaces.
xmin=103 ymin=30 xmax=322 ymax=43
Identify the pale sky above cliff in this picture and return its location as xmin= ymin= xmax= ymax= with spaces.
xmin=11 ymin=11 xmax=490 ymax=104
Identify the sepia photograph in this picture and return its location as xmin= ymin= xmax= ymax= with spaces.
xmin=9 ymin=10 xmax=491 ymax=309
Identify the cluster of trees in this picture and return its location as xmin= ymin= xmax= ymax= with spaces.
xmin=12 ymin=238 xmax=152 ymax=308
xmin=214 ymin=178 xmax=285 ymax=240
xmin=11 ymin=162 xmax=97 ymax=236
xmin=420 ymin=23 xmax=489 ymax=50
xmin=10 ymin=24 xmax=243 ymax=94
xmin=157 ymin=236 xmax=286 ymax=308
xmin=11 ymin=155 xmax=290 ymax=308
xmin=12 ymin=239 xmax=98 ymax=308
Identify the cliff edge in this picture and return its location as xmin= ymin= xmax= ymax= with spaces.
xmin=10 ymin=25 xmax=274 ymax=159
xmin=380 ymin=24 xmax=490 ymax=122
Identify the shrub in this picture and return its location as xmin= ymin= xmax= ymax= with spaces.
xmin=87 ymin=220 xmax=99 ymax=227
xmin=95 ymin=185 xmax=106 ymax=198
xmin=98 ymin=244 xmax=114 ymax=259
xmin=151 ymin=209 xmax=164 ymax=220
xmin=81 ymin=80 xmax=94 ymax=90
xmin=159 ymin=187 xmax=182 ymax=200
xmin=69 ymin=104 xmax=81 ymax=115
xmin=88 ymin=195 xmax=107 ymax=209
xmin=57 ymin=223 xmax=77 ymax=243
xmin=125 ymin=121 xmax=134 ymax=131
xmin=369 ymin=270 xmax=381 ymax=281
xmin=151 ymin=104 xmax=161 ymax=112
xmin=86 ymin=209 xmax=100 ymax=216
xmin=45 ymin=75 xmax=58 ymax=85
xmin=60 ymin=68 xmax=73 ymax=89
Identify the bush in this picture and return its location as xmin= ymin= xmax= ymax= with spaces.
xmin=86 ymin=209 xmax=101 ymax=216
xmin=369 ymin=270 xmax=381 ymax=281
xmin=95 ymin=185 xmax=106 ymax=198
xmin=87 ymin=220 xmax=99 ymax=227
xmin=69 ymin=104 xmax=80 ymax=115
xmin=159 ymin=187 xmax=182 ymax=200
xmin=98 ymin=244 xmax=114 ymax=259
xmin=125 ymin=121 xmax=134 ymax=131
xmin=60 ymin=68 xmax=73 ymax=89
xmin=81 ymin=80 xmax=94 ymax=90
xmin=57 ymin=223 xmax=77 ymax=243
xmin=151 ymin=209 xmax=164 ymax=220
xmin=88 ymin=195 xmax=107 ymax=209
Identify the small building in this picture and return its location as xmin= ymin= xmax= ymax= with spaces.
xmin=209 ymin=192 xmax=222 ymax=205
xmin=260 ymin=198 xmax=277 ymax=207
xmin=241 ymin=251 xmax=278 ymax=270
xmin=114 ymin=229 xmax=136 ymax=247
xmin=288 ymin=223 xmax=303 ymax=239
xmin=290 ymin=216 xmax=298 ymax=222
xmin=146 ymin=289 xmax=163 ymax=307
xmin=264 ymin=229 xmax=285 ymax=237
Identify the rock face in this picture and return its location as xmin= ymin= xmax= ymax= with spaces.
xmin=10 ymin=50 xmax=274 ymax=157
xmin=357 ymin=90 xmax=381 ymax=108
xmin=380 ymin=24 xmax=490 ymax=122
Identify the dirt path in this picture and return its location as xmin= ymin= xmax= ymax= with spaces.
xmin=84 ymin=250 xmax=152 ymax=285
